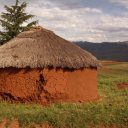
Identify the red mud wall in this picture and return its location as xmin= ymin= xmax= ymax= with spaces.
xmin=0 ymin=68 xmax=98 ymax=104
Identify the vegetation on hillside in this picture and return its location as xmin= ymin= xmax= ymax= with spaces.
xmin=75 ymin=41 xmax=128 ymax=62
xmin=0 ymin=0 xmax=38 ymax=45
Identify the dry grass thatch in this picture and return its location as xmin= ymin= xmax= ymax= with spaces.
xmin=0 ymin=27 xmax=100 ymax=69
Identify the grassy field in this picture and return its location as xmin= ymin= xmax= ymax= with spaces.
xmin=0 ymin=62 xmax=128 ymax=128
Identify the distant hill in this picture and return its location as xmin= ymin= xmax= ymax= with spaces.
xmin=75 ymin=41 xmax=128 ymax=62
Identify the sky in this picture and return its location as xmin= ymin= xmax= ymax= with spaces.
xmin=0 ymin=0 xmax=128 ymax=42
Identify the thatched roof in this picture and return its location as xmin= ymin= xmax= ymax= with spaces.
xmin=0 ymin=27 xmax=100 ymax=69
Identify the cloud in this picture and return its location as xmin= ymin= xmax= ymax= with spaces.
xmin=0 ymin=0 xmax=128 ymax=42
xmin=110 ymin=0 xmax=128 ymax=8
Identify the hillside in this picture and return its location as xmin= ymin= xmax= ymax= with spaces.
xmin=75 ymin=41 xmax=128 ymax=61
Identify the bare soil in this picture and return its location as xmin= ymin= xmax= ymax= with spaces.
xmin=117 ymin=83 xmax=128 ymax=90
xmin=0 ymin=119 xmax=52 ymax=128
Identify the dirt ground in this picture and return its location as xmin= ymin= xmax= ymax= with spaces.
xmin=117 ymin=83 xmax=128 ymax=90
xmin=101 ymin=61 xmax=121 ymax=65
xmin=0 ymin=119 xmax=52 ymax=128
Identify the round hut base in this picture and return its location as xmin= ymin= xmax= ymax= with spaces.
xmin=0 ymin=68 xmax=99 ymax=104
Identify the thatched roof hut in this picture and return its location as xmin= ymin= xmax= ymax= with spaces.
xmin=0 ymin=27 xmax=99 ymax=69
xmin=0 ymin=27 xmax=100 ymax=104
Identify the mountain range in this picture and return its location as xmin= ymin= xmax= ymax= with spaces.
xmin=75 ymin=41 xmax=128 ymax=62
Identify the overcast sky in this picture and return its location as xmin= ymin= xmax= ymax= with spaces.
xmin=0 ymin=0 xmax=128 ymax=42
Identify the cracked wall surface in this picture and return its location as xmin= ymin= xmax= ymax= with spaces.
xmin=0 ymin=68 xmax=98 ymax=104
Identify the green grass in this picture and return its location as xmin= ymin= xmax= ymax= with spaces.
xmin=0 ymin=62 xmax=128 ymax=128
